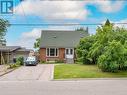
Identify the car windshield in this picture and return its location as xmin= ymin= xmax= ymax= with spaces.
xmin=26 ymin=57 xmax=36 ymax=61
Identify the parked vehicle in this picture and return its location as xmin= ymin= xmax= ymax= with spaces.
xmin=25 ymin=56 xmax=38 ymax=66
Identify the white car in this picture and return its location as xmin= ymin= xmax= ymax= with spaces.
xmin=25 ymin=56 xmax=38 ymax=66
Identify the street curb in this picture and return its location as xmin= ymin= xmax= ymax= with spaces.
xmin=0 ymin=68 xmax=16 ymax=77
xmin=50 ymin=64 xmax=54 ymax=80
xmin=53 ymin=78 xmax=127 ymax=81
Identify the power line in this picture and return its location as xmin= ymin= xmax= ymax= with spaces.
xmin=9 ymin=23 xmax=102 ymax=26
xmin=7 ymin=23 xmax=127 ymax=26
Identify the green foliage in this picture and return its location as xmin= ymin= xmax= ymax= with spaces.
xmin=55 ymin=60 xmax=64 ymax=63
xmin=34 ymin=38 xmax=41 ymax=49
xmin=9 ymin=63 xmax=20 ymax=69
xmin=0 ymin=18 xmax=10 ymax=42
xmin=40 ymin=60 xmax=46 ymax=64
xmin=16 ymin=57 xmax=24 ymax=65
xmin=97 ymin=41 xmax=126 ymax=72
xmin=76 ymin=19 xmax=127 ymax=72
xmin=76 ymin=27 xmax=89 ymax=36
xmin=76 ymin=36 xmax=95 ymax=64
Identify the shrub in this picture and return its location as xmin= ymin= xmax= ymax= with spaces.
xmin=76 ymin=20 xmax=127 ymax=72
xmin=97 ymin=41 xmax=125 ymax=72
xmin=16 ymin=56 xmax=24 ymax=65
xmin=55 ymin=60 xmax=64 ymax=63
xmin=76 ymin=36 xmax=95 ymax=64
xmin=40 ymin=60 xmax=46 ymax=64
xmin=98 ymin=55 xmax=119 ymax=72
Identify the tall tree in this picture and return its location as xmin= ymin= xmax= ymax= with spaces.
xmin=76 ymin=27 xmax=89 ymax=36
xmin=76 ymin=19 xmax=127 ymax=72
xmin=0 ymin=18 xmax=10 ymax=44
xmin=34 ymin=38 xmax=40 ymax=50
xmin=105 ymin=19 xmax=111 ymax=26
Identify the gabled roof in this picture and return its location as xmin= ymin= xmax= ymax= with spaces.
xmin=40 ymin=30 xmax=88 ymax=48
xmin=0 ymin=46 xmax=20 ymax=52
xmin=0 ymin=46 xmax=32 ymax=52
xmin=16 ymin=48 xmax=32 ymax=52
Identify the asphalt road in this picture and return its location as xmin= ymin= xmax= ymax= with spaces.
xmin=0 ymin=80 xmax=127 ymax=95
xmin=0 ymin=64 xmax=127 ymax=95
xmin=0 ymin=64 xmax=54 ymax=81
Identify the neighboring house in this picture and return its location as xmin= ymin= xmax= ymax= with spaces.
xmin=0 ymin=45 xmax=32 ymax=64
xmin=39 ymin=30 xmax=88 ymax=63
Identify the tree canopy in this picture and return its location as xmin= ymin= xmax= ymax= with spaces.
xmin=76 ymin=19 xmax=127 ymax=72
xmin=0 ymin=18 xmax=10 ymax=44
xmin=34 ymin=38 xmax=41 ymax=50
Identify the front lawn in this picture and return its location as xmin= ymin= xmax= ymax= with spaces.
xmin=54 ymin=64 xmax=127 ymax=79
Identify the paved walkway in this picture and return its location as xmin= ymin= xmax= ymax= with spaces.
xmin=0 ymin=64 xmax=54 ymax=81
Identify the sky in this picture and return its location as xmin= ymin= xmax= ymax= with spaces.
xmin=0 ymin=0 xmax=127 ymax=49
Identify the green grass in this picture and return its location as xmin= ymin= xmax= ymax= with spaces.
xmin=54 ymin=64 xmax=127 ymax=79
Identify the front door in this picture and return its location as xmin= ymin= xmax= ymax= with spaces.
xmin=65 ymin=48 xmax=74 ymax=59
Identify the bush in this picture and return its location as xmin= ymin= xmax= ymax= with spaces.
xmin=40 ymin=60 xmax=46 ymax=64
xmin=76 ymin=36 xmax=95 ymax=64
xmin=97 ymin=55 xmax=119 ymax=72
xmin=9 ymin=64 xmax=19 ymax=69
xmin=76 ymin=20 xmax=127 ymax=72
xmin=97 ymin=41 xmax=126 ymax=72
xmin=16 ymin=56 xmax=24 ymax=65
xmin=55 ymin=60 xmax=64 ymax=63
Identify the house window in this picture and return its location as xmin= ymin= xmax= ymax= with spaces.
xmin=66 ymin=48 xmax=73 ymax=55
xmin=47 ymin=48 xmax=49 ymax=56
xmin=70 ymin=49 xmax=73 ymax=55
xmin=66 ymin=49 xmax=69 ymax=55
xmin=47 ymin=48 xmax=58 ymax=57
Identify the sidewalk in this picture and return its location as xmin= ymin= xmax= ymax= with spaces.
xmin=0 ymin=65 xmax=15 ymax=77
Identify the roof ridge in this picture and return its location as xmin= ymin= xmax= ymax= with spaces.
xmin=42 ymin=30 xmax=76 ymax=32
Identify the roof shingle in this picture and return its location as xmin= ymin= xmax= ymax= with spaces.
xmin=40 ymin=30 xmax=87 ymax=48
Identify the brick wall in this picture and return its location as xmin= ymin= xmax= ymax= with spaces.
xmin=59 ymin=48 xmax=65 ymax=61
xmin=39 ymin=48 xmax=46 ymax=61
xmin=39 ymin=48 xmax=65 ymax=62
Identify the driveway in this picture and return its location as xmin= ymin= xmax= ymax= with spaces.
xmin=0 ymin=64 xmax=54 ymax=81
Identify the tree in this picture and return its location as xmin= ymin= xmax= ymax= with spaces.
xmin=76 ymin=27 xmax=89 ymax=36
xmin=0 ymin=18 xmax=10 ymax=44
xmin=98 ymin=41 xmax=126 ymax=72
xmin=87 ymin=19 xmax=114 ymax=64
xmin=76 ymin=19 xmax=127 ymax=72
xmin=76 ymin=35 xmax=95 ymax=64
xmin=34 ymin=38 xmax=41 ymax=49
xmin=105 ymin=19 xmax=111 ymax=26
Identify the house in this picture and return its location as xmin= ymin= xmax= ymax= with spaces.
xmin=0 ymin=44 xmax=32 ymax=64
xmin=39 ymin=30 xmax=88 ymax=63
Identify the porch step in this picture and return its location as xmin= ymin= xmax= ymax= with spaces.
xmin=66 ymin=58 xmax=74 ymax=64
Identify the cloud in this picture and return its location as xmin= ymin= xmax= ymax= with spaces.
xmin=14 ymin=0 xmax=89 ymax=20
xmin=16 ymin=28 xmax=41 ymax=49
xmin=21 ymin=28 xmax=41 ymax=39
xmin=14 ymin=0 xmax=125 ymax=21
xmin=94 ymin=1 xmax=124 ymax=13
xmin=113 ymin=19 xmax=127 ymax=28
xmin=13 ymin=26 xmax=78 ymax=49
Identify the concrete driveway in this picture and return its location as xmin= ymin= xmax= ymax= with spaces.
xmin=0 ymin=64 xmax=54 ymax=81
